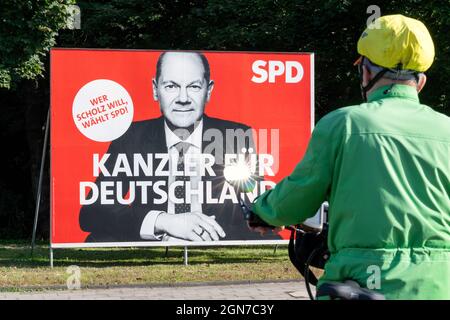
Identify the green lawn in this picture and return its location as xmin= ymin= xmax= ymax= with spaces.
xmin=0 ymin=241 xmax=302 ymax=291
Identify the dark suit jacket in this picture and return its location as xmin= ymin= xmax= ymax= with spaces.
xmin=79 ymin=115 xmax=280 ymax=242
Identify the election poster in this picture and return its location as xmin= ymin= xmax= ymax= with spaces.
xmin=50 ymin=49 xmax=314 ymax=247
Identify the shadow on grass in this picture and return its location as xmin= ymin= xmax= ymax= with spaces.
xmin=0 ymin=242 xmax=287 ymax=268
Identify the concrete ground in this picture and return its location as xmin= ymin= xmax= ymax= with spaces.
xmin=0 ymin=280 xmax=310 ymax=300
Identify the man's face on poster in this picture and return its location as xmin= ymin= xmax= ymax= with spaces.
xmin=153 ymin=52 xmax=214 ymax=128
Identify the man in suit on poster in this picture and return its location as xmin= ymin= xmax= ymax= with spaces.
xmin=79 ymin=51 xmax=280 ymax=243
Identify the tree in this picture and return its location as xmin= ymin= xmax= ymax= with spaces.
xmin=0 ymin=0 xmax=74 ymax=238
xmin=184 ymin=0 xmax=449 ymax=116
xmin=0 ymin=0 xmax=74 ymax=89
xmin=58 ymin=0 xmax=449 ymax=117
xmin=0 ymin=0 xmax=448 ymax=239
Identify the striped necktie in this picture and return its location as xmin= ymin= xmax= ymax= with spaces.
xmin=174 ymin=142 xmax=191 ymax=214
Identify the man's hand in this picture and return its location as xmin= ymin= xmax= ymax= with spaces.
xmin=245 ymin=212 xmax=283 ymax=236
xmin=248 ymin=223 xmax=284 ymax=236
xmin=155 ymin=212 xmax=226 ymax=241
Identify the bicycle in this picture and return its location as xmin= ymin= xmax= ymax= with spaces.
xmin=224 ymin=163 xmax=385 ymax=300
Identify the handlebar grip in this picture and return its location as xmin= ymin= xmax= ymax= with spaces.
xmin=238 ymin=198 xmax=275 ymax=229
xmin=248 ymin=212 xmax=276 ymax=229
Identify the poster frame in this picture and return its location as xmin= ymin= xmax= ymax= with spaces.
xmin=49 ymin=48 xmax=315 ymax=250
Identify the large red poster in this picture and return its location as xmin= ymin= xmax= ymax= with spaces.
xmin=50 ymin=49 xmax=314 ymax=246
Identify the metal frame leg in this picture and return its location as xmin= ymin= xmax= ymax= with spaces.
xmin=184 ymin=246 xmax=188 ymax=266
xmin=31 ymin=109 xmax=50 ymax=257
xmin=50 ymin=247 xmax=54 ymax=268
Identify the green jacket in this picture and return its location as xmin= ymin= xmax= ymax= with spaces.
xmin=254 ymin=84 xmax=450 ymax=299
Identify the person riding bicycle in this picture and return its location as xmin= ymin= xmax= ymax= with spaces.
xmin=252 ymin=14 xmax=450 ymax=299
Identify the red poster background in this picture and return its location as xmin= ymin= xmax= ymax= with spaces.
xmin=50 ymin=49 xmax=313 ymax=244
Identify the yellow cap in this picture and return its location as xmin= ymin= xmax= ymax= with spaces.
xmin=357 ymin=14 xmax=435 ymax=72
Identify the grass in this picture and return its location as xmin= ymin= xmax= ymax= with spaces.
xmin=0 ymin=241 xmax=302 ymax=291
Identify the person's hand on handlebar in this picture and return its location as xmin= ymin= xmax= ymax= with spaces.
xmin=248 ymin=223 xmax=285 ymax=236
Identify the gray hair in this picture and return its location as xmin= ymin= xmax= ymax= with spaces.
xmin=155 ymin=51 xmax=211 ymax=84
xmin=363 ymin=58 xmax=421 ymax=82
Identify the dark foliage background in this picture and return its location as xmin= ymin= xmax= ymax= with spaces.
xmin=0 ymin=0 xmax=448 ymax=239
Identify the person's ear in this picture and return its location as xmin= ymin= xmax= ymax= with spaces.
xmin=362 ymin=65 xmax=371 ymax=87
xmin=152 ymin=79 xmax=159 ymax=101
xmin=206 ymin=80 xmax=214 ymax=102
xmin=416 ymin=74 xmax=427 ymax=93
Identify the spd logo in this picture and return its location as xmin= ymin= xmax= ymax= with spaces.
xmin=251 ymin=60 xmax=304 ymax=83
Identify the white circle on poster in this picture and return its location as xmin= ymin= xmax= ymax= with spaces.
xmin=72 ymin=79 xmax=134 ymax=142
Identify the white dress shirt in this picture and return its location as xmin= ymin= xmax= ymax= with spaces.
xmin=140 ymin=120 xmax=204 ymax=240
